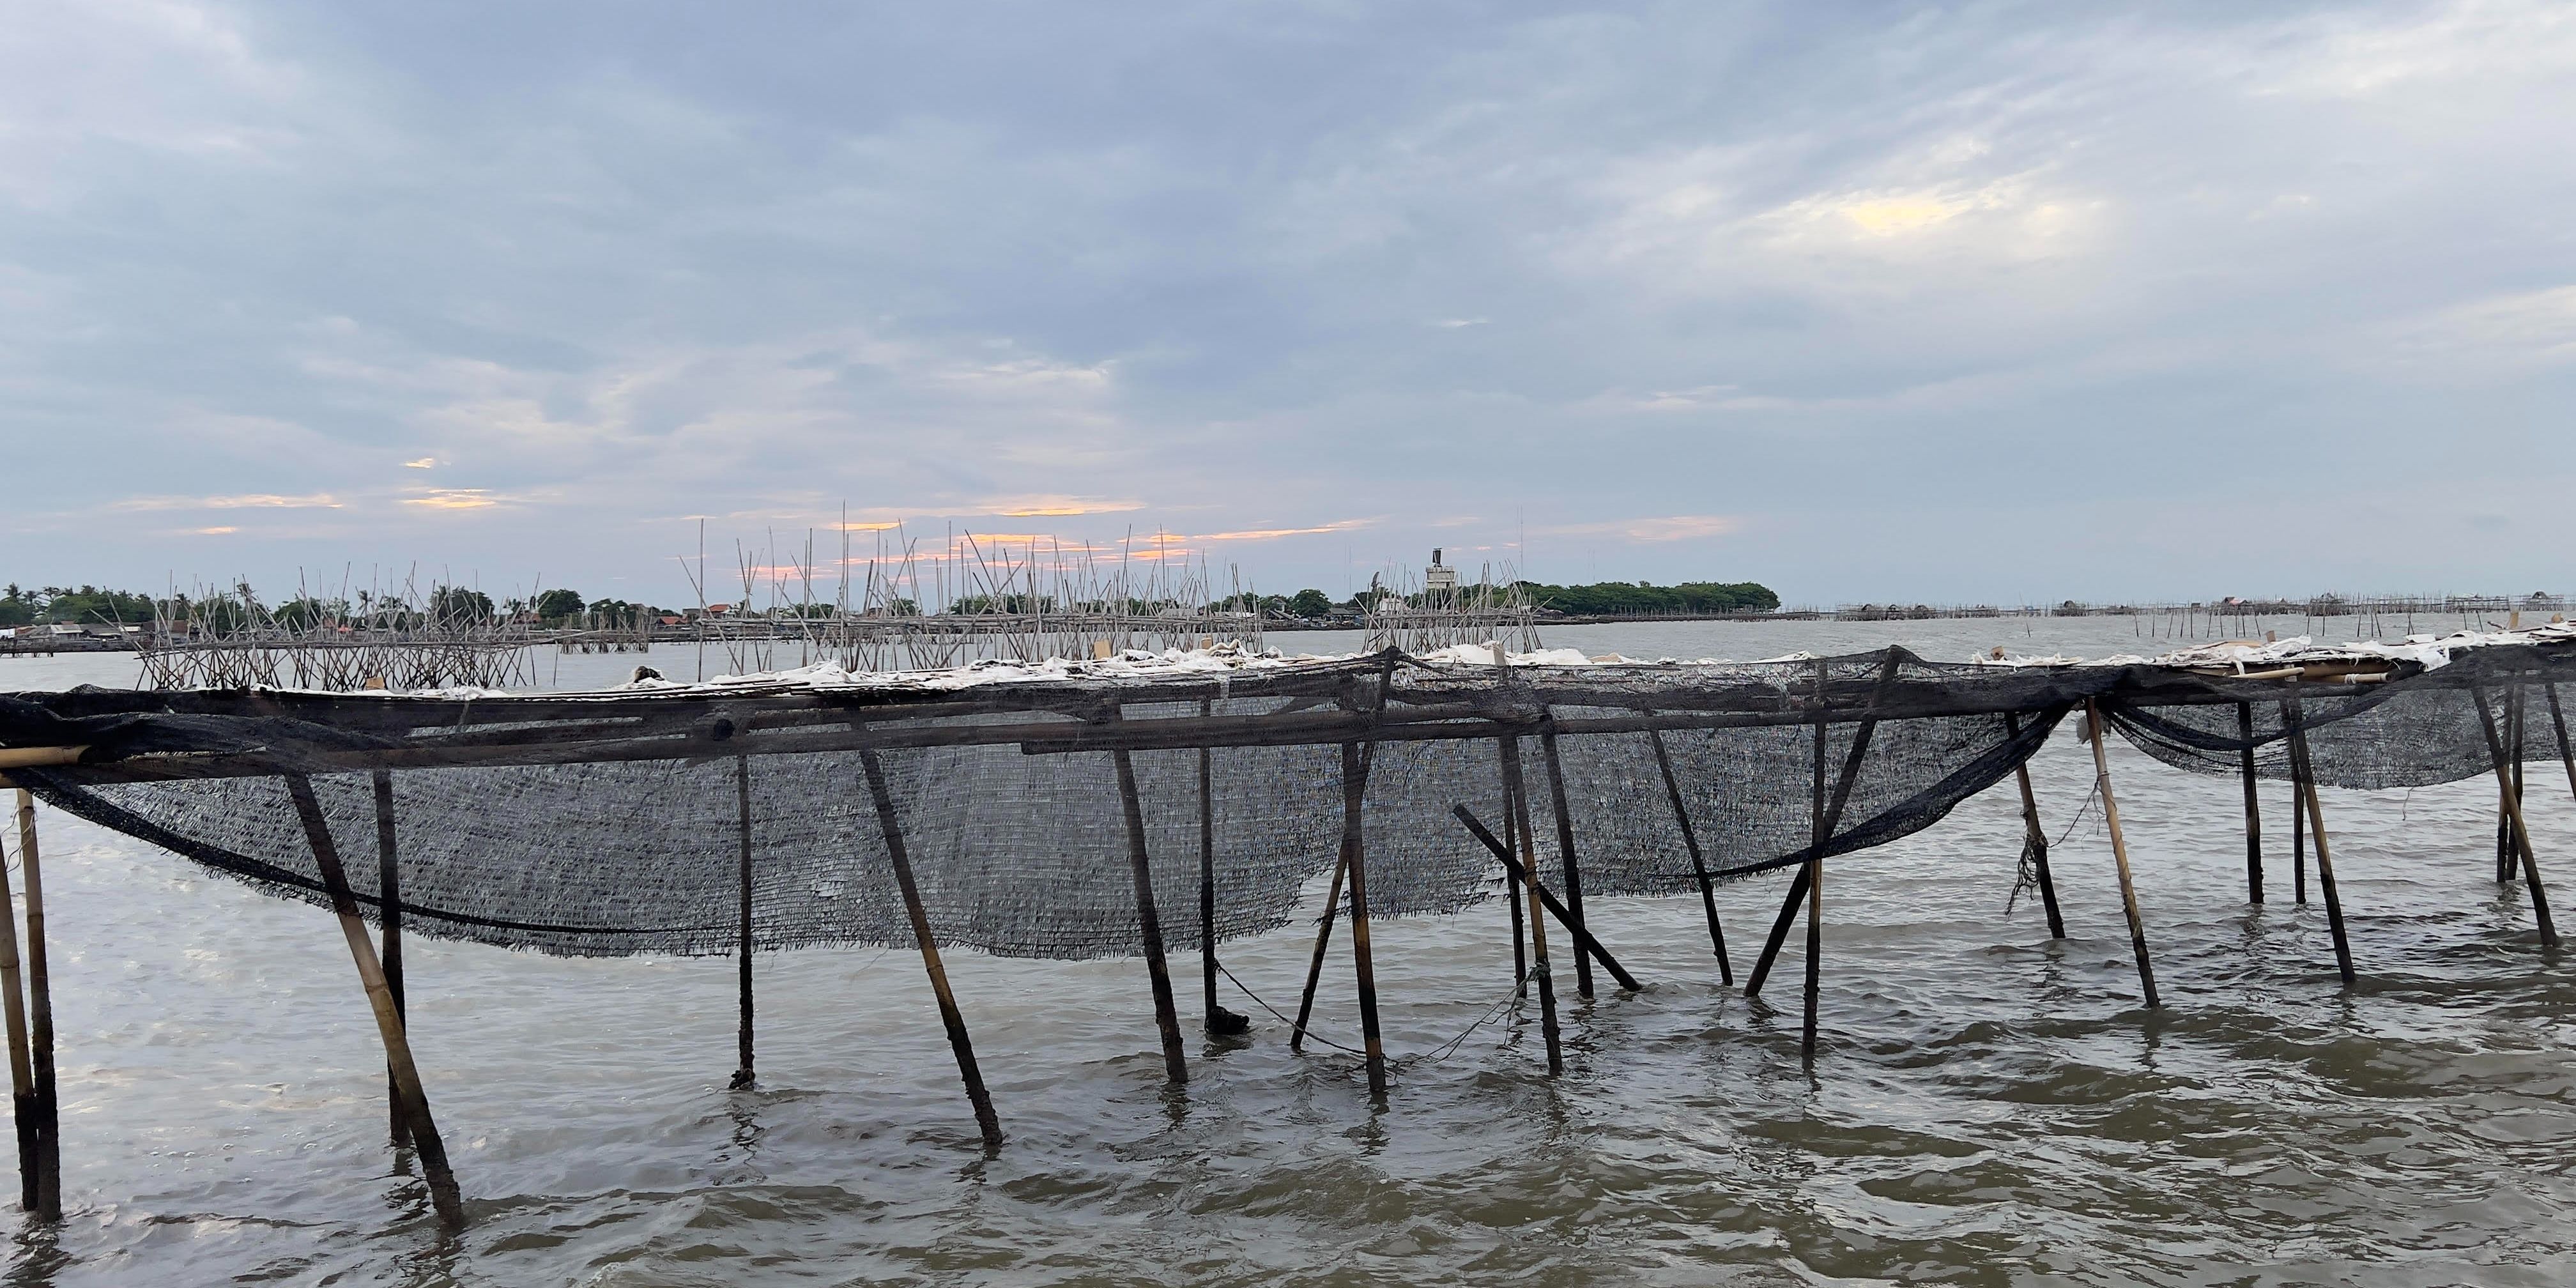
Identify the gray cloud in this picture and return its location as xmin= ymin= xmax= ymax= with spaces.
xmin=6 ymin=0 xmax=2574 ymax=606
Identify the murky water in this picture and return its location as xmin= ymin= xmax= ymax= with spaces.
xmin=3 ymin=617 xmax=2570 ymax=1285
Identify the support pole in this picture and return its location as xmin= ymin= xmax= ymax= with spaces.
xmin=2474 ymin=686 xmax=2559 ymax=946
xmin=730 ymin=757 xmax=756 ymax=1090
xmin=1496 ymin=742 xmax=1528 ymax=995
xmin=0 ymin=794 xmax=34 ymax=1211
xmin=1746 ymin=654 xmax=1899 ymax=998
xmin=370 ymin=771 xmax=410 ymax=1145
xmin=282 ymin=776 xmax=463 ymax=1229
xmin=2082 ymin=702 xmax=2159 ymax=1009
xmin=1195 ymin=702 xmax=1245 ymax=1036
xmin=1111 ymin=746 xmax=1188 ymax=1085
xmin=1537 ymin=729 xmax=1592 ymax=999
xmin=2497 ymin=687 xmax=2525 ymax=884
xmin=1288 ymin=850 xmax=1346 ymax=1054
xmin=1802 ymin=671 xmax=1827 ymax=1062
xmin=2546 ymin=682 xmax=2576 ymax=806
xmin=2006 ymin=714 xmax=2065 ymax=939
xmin=1452 ymin=808 xmax=1641 ymax=990
xmin=1341 ymin=743 xmax=1387 ymax=1098
xmin=2285 ymin=705 xmax=2308 ymax=905
xmin=14 ymin=790 xmax=59 ymax=1220
xmin=1648 ymin=728 xmax=1731 ymax=981
xmin=2236 ymin=702 xmax=2264 ymax=905
xmin=859 ymin=750 xmax=1003 ymax=1146
xmin=2283 ymin=698 xmax=2358 ymax=983
xmin=1498 ymin=737 xmax=1563 ymax=1074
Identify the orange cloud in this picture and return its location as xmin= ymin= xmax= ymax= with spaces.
xmin=1188 ymin=518 xmax=1374 ymax=542
xmin=1546 ymin=514 xmax=1744 ymax=542
xmin=981 ymin=496 xmax=1147 ymax=518
xmin=116 ymin=493 xmax=342 ymax=512
xmin=401 ymin=489 xmax=502 ymax=510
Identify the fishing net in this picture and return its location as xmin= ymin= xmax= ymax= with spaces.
xmin=3 ymin=641 xmax=2570 ymax=960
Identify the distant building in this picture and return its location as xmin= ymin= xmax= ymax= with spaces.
xmin=1425 ymin=548 xmax=1457 ymax=594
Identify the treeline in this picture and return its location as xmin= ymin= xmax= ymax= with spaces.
xmin=1514 ymin=579 xmax=1779 ymax=616
xmin=0 ymin=584 xmax=158 ymax=627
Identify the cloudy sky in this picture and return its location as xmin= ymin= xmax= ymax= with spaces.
xmin=8 ymin=1 xmax=2573 ymax=608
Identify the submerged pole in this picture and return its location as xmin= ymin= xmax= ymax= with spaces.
xmin=859 ymin=750 xmax=1003 ymax=1146
xmin=1111 ymin=746 xmax=1188 ymax=1086
xmin=2236 ymin=702 xmax=2264 ymax=905
xmin=2497 ymin=687 xmax=2525 ymax=884
xmin=1452 ymin=808 xmax=1640 ymax=990
xmin=1496 ymin=742 xmax=1528 ymax=995
xmin=0 ymin=794 xmax=34 ymax=1211
xmin=1747 ymin=653 xmax=1898 ymax=999
xmin=1198 ymin=703 xmax=1220 ymax=1029
xmin=731 ymin=756 xmax=756 ymax=1091
xmin=2082 ymin=702 xmax=2159 ymax=1009
xmin=2474 ymin=686 xmax=2559 ymax=947
xmin=1802 ymin=676 xmax=1827 ymax=1062
xmin=1498 ymin=737 xmax=1563 ymax=1075
xmin=2005 ymin=714 xmax=2065 ymax=939
xmin=1648 ymin=728 xmax=1731 ymax=981
xmin=2546 ymin=682 xmax=2576 ymax=806
xmin=1289 ymin=850 xmax=1347 ymax=1054
xmin=14 ymin=790 xmax=59 ymax=1220
xmin=1341 ymin=743 xmax=1388 ymax=1098
xmin=369 ymin=771 xmax=410 ymax=1145
xmin=1537 ymin=729 xmax=1593 ymax=1000
xmin=2282 ymin=698 xmax=2358 ymax=984
xmin=282 ymin=776 xmax=463 ymax=1229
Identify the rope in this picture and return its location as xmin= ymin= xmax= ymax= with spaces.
xmin=1216 ymin=960 xmax=1367 ymax=1055
xmin=1216 ymin=962 xmax=1531 ymax=1067
xmin=1393 ymin=979 xmax=1526 ymax=1070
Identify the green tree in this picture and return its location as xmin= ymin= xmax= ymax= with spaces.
xmin=1287 ymin=588 xmax=1333 ymax=618
xmin=428 ymin=585 xmax=495 ymax=624
xmin=533 ymin=588 xmax=586 ymax=621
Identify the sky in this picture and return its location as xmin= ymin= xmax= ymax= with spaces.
xmin=6 ymin=1 xmax=2574 ymax=610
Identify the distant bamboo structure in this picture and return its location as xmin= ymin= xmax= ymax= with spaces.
xmin=135 ymin=574 xmax=537 ymax=691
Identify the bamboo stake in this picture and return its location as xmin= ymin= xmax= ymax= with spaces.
xmin=859 ymin=750 xmax=1003 ymax=1146
xmin=2235 ymin=702 xmax=2264 ymax=905
xmin=2497 ymin=687 xmax=2524 ymax=883
xmin=2473 ymin=686 xmax=2559 ymax=946
xmin=2282 ymin=709 xmax=2357 ymax=985
xmin=1746 ymin=653 xmax=1899 ymax=998
xmin=2548 ymin=682 xmax=2576 ymax=806
xmin=1452 ymin=808 xmax=1641 ymax=989
xmin=1196 ymin=700 xmax=1245 ymax=1035
xmin=369 ymin=771 xmax=409 ymax=1146
xmin=1802 ymin=663 xmax=1827 ymax=1061
xmin=1341 ymin=742 xmax=1388 ymax=1098
xmin=1289 ymin=849 xmax=1347 ymax=1054
xmin=1537 ymin=729 xmax=1593 ymax=999
xmin=1496 ymin=742 xmax=1527 ymax=995
xmin=1498 ymin=737 xmax=1563 ymax=1074
xmin=281 ymin=776 xmax=463 ymax=1228
xmin=1110 ymin=745 xmax=1188 ymax=1085
xmin=2005 ymin=713 xmax=2064 ymax=939
xmin=0 ymin=794 xmax=32 ymax=1211
xmin=2083 ymin=702 xmax=2159 ymax=1009
xmin=13 ymin=790 xmax=58 ymax=1220
xmin=731 ymin=756 xmax=756 ymax=1090
xmin=1648 ymin=727 xmax=1730 ymax=980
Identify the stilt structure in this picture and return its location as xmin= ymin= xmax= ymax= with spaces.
xmin=1496 ymin=738 xmax=1563 ymax=1074
xmin=0 ymin=793 xmax=35 ymax=1211
xmin=1453 ymin=809 xmax=1639 ymax=990
xmin=1649 ymin=727 xmax=1731 ymax=980
xmin=2473 ymin=687 xmax=2559 ymax=946
xmin=858 ymin=750 xmax=1004 ymax=1146
xmin=1340 ymin=742 xmax=1388 ymax=1098
xmin=2236 ymin=703 xmax=2264 ymax=905
xmin=1537 ymin=730 xmax=1593 ymax=1000
xmin=2281 ymin=696 xmax=2358 ymax=985
xmin=2082 ymin=702 xmax=2159 ymax=1009
xmin=1747 ymin=655 xmax=1899 ymax=999
xmin=730 ymin=757 xmax=756 ymax=1090
xmin=1111 ymin=744 xmax=1188 ymax=1086
xmin=2005 ymin=714 xmax=2065 ymax=939
xmin=14 ymin=790 xmax=60 ymax=1220
xmin=369 ymin=771 xmax=410 ymax=1145
xmin=281 ymin=776 xmax=463 ymax=1228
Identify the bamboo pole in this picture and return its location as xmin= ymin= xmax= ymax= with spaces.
xmin=13 ymin=790 xmax=58 ymax=1220
xmin=2473 ymin=687 xmax=2559 ymax=946
xmin=1452 ymin=808 xmax=1641 ymax=990
xmin=1498 ymin=737 xmax=1563 ymax=1074
xmin=1746 ymin=653 xmax=1899 ymax=998
xmin=2235 ymin=702 xmax=2264 ymax=905
xmin=2283 ymin=712 xmax=2357 ymax=985
xmin=2547 ymin=682 xmax=2576 ymax=806
xmin=1196 ymin=700 xmax=1245 ymax=1036
xmin=1289 ymin=849 xmax=1347 ymax=1054
xmin=858 ymin=750 xmax=1003 ymax=1146
xmin=2497 ymin=688 xmax=2525 ymax=883
xmin=1648 ymin=728 xmax=1730 ymax=980
xmin=1496 ymin=742 xmax=1527 ymax=995
xmin=369 ymin=771 xmax=409 ymax=1146
xmin=2005 ymin=713 xmax=2064 ymax=939
xmin=1340 ymin=742 xmax=1388 ymax=1098
xmin=731 ymin=756 xmax=756 ymax=1090
xmin=281 ymin=776 xmax=463 ymax=1228
xmin=1110 ymin=746 xmax=1188 ymax=1085
xmin=0 ymin=794 xmax=33 ymax=1211
xmin=1802 ymin=667 xmax=1827 ymax=1062
xmin=1536 ymin=729 xmax=1593 ymax=999
xmin=2083 ymin=702 xmax=2159 ymax=1009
